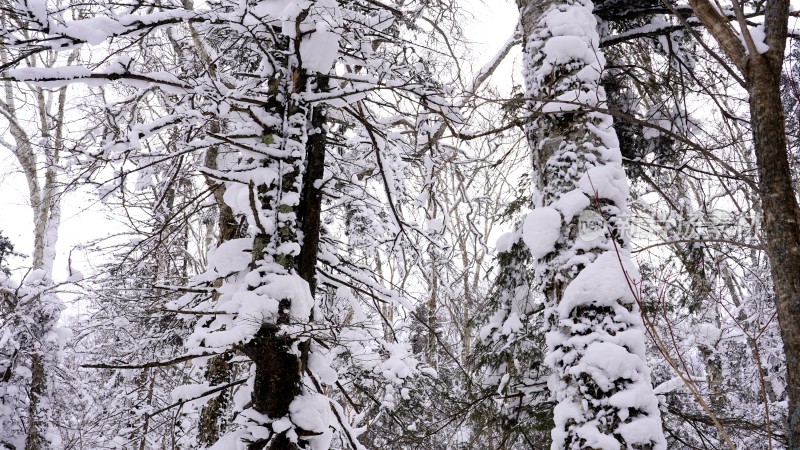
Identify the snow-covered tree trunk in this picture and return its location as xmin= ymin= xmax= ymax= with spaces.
xmin=516 ymin=1 xmax=666 ymax=448
xmin=186 ymin=12 xmax=332 ymax=447
xmin=0 ymin=42 xmax=75 ymax=449
xmin=238 ymin=65 xmax=327 ymax=450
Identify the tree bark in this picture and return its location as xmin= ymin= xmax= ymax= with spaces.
xmin=686 ymin=0 xmax=800 ymax=445
xmin=746 ymin=55 xmax=800 ymax=447
xmin=297 ymin=76 xmax=328 ymax=296
xmin=516 ymin=0 xmax=666 ymax=447
xmin=0 ymin=42 xmax=75 ymax=450
xmin=241 ymin=54 xmax=328 ymax=450
xmin=199 ymin=352 xmax=232 ymax=446
xmin=243 ymin=323 xmax=304 ymax=450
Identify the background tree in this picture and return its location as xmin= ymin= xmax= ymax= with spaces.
xmin=0 ymin=13 xmax=89 ymax=445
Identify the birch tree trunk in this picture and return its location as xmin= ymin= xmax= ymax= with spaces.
xmin=516 ymin=1 xmax=666 ymax=447
xmin=0 ymin=42 xmax=75 ymax=449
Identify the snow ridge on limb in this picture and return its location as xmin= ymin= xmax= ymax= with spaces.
xmin=520 ymin=1 xmax=666 ymax=449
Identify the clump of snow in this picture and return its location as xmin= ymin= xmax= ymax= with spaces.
xmin=541 ymin=89 xmax=601 ymax=113
xmin=574 ymin=423 xmax=624 ymax=450
xmin=208 ymin=430 xmax=249 ymax=450
xmin=26 ymin=269 xmax=47 ymax=284
xmin=221 ymin=167 xmax=280 ymax=217
xmin=426 ymin=218 xmax=444 ymax=234
xmin=375 ymin=342 xmax=417 ymax=384
xmin=653 ymin=376 xmax=704 ymax=395
xmin=573 ymin=341 xmax=646 ymax=391
xmin=533 ymin=3 xmax=605 ymax=92
xmin=578 ymin=164 xmax=629 ymax=208
xmin=207 ymin=238 xmax=253 ymax=274
xmin=744 ymin=24 xmax=770 ymax=54
xmin=550 ymin=399 xmax=583 ymax=448
xmin=233 ymin=379 xmax=254 ymax=413
xmin=260 ymin=274 xmax=314 ymax=321
xmin=61 ymin=17 xmax=126 ymax=45
xmin=553 ymin=189 xmax=590 ymax=223
xmin=9 ymin=66 xmax=91 ymax=81
xmin=171 ymin=383 xmax=215 ymax=403
xmin=694 ymin=322 xmax=722 ymax=348
xmin=301 ymin=28 xmax=340 ymax=73
xmin=276 ymin=242 xmax=301 ymax=256
xmin=615 ymin=414 xmax=667 ymax=448
xmin=290 ymin=393 xmax=333 ymax=450
xmin=479 ymin=308 xmax=508 ymax=341
xmin=586 ymin=112 xmax=622 ymax=157
xmin=308 ymin=347 xmax=338 ymax=385
xmin=187 ymin=272 xmax=313 ymax=350
xmin=501 ymin=312 xmax=523 ymax=336
xmin=494 ymin=230 xmax=520 ymax=253
xmin=66 ymin=270 xmax=84 ymax=282
xmin=44 ymin=325 xmax=72 ymax=346
xmin=522 ymin=207 xmax=562 ymax=259
xmin=558 ymin=250 xmax=638 ymax=318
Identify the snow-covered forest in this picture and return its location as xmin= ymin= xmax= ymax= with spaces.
xmin=0 ymin=0 xmax=798 ymax=449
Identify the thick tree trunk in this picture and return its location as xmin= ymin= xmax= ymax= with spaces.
xmin=242 ymin=64 xmax=327 ymax=450
xmin=243 ymin=324 xmax=304 ymax=450
xmin=0 ymin=49 xmax=71 ymax=448
xmin=199 ymin=121 xmax=239 ymax=445
xmin=516 ymin=0 xmax=666 ymax=448
xmin=746 ymin=55 xmax=800 ymax=447
xmin=24 ymin=352 xmax=44 ymax=450
xmin=297 ymin=76 xmax=328 ymax=295
xmin=685 ymin=0 xmax=800 ymax=445
xmin=199 ymin=352 xmax=232 ymax=446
